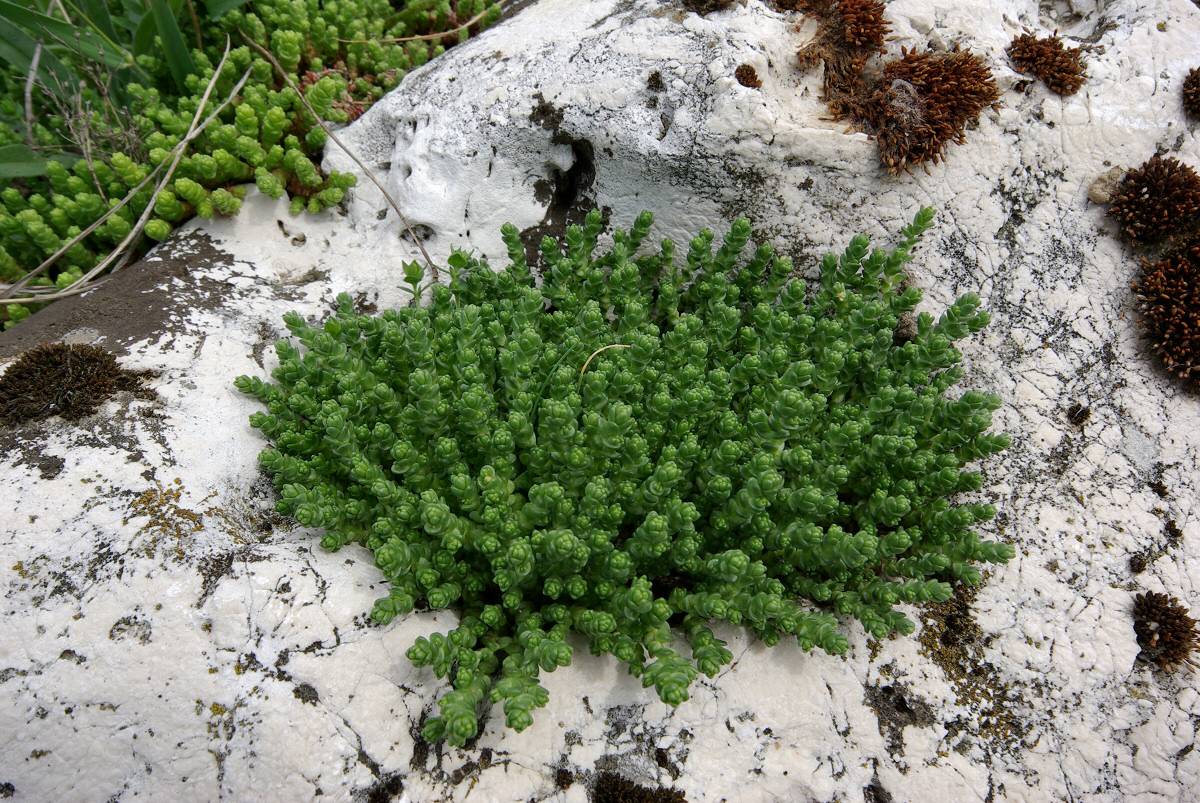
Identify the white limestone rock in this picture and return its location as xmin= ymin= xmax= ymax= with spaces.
xmin=2 ymin=0 xmax=1199 ymax=800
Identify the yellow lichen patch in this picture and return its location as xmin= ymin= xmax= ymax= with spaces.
xmin=195 ymin=698 xmax=242 ymax=741
xmin=918 ymin=584 xmax=1024 ymax=751
xmin=119 ymin=478 xmax=215 ymax=558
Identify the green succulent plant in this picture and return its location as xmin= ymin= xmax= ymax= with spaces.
xmin=1 ymin=0 xmax=502 ymax=326
xmin=236 ymin=208 xmax=1013 ymax=746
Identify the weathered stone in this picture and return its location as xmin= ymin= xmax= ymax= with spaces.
xmin=2 ymin=0 xmax=1200 ymax=800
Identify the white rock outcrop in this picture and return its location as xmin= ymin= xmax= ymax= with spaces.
xmin=2 ymin=0 xmax=1199 ymax=800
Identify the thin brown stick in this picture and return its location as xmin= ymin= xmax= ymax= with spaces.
xmin=237 ymin=26 xmax=438 ymax=279
xmin=184 ymin=0 xmax=202 ymax=51
xmin=1 ymin=40 xmax=249 ymax=305
xmin=335 ymin=4 xmax=500 ymax=45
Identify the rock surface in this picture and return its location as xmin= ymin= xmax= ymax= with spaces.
xmin=2 ymin=0 xmax=1200 ymax=800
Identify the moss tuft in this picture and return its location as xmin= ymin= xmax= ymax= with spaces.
xmin=1107 ymin=155 xmax=1200 ymax=245
xmin=734 ymin=64 xmax=762 ymax=89
xmin=1183 ymin=67 xmax=1200 ymax=118
xmin=0 ymin=343 xmax=155 ymax=426
xmin=863 ymin=49 xmax=1000 ymax=174
xmin=1133 ymin=591 xmax=1200 ymax=672
xmin=793 ymin=1 xmax=997 ymax=173
xmin=1007 ymin=32 xmax=1086 ymax=96
xmin=1132 ymin=236 xmax=1200 ymax=381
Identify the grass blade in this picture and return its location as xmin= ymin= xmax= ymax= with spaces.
xmin=201 ymin=0 xmax=252 ymax=19
xmin=0 ymin=144 xmax=49 ymax=178
xmin=149 ymin=0 xmax=196 ymax=90
xmin=76 ymin=0 xmax=120 ymax=42
xmin=132 ymin=11 xmax=156 ymax=56
xmin=0 ymin=18 xmax=78 ymax=100
xmin=0 ymin=0 xmax=126 ymax=69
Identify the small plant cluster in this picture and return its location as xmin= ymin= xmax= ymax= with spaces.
xmin=1006 ymin=32 xmax=1086 ymax=96
xmin=793 ymin=0 xmax=890 ymax=121
xmin=1102 ymin=155 xmax=1200 ymax=385
xmin=864 ymin=48 xmax=1000 ymax=174
xmin=1183 ymin=67 xmax=1200 ymax=118
xmin=1133 ymin=591 xmax=1200 ymax=672
xmin=735 ymin=64 xmax=763 ymax=89
xmin=1132 ymin=235 xmax=1200 ymax=382
xmin=0 ymin=0 xmax=501 ymax=327
xmin=0 ymin=343 xmax=154 ymax=426
xmin=791 ymin=0 xmax=999 ymax=173
xmin=1106 ymin=155 xmax=1200 ymax=245
xmin=237 ymin=209 xmax=1013 ymax=745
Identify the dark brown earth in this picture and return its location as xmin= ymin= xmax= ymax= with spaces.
xmin=0 ymin=232 xmax=234 ymax=361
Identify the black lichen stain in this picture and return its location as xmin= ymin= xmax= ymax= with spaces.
xmin=681 ymin=0 xmax=733 ymax=15
xmin=863 ymin=683 xmax=935 ymax=754
xmin=355 ymin=769 xmax=405 ymax=803
xmin=1066 ymin=402 xmax=1091 ymax=426
xmin=1129 ymin=514 xmax=1187 ymax=577
xmin=530 ymin=92 xmax=565 ymax=132
xmin=863 ymin=773 xmax=893 ymax=803
xmin=1148 ymin=464 xmax=1169 ymax=499
xmin=293 ymin=683 xmax=319 ymax=705
xmin=0 ymin=343 xmax=156 ymax=427
xmin=109 ymin=615 xmax=152 ymax=645
xmin=524 ymin=92 xmax=600 ymax=264
xmin=592 ymin=771 xmax=686 ymax=803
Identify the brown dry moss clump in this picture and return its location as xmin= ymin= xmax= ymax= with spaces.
xmin=863 ymin=48 xmax=1001 ymax=174
xmin=735 ymin=64 xmax=763 ymax=88
xmin=795 ymin=0 xmax=891 ymax=120
xmin=1007 ymin=32 xmax=1086 ymax=96
xmin=1184 ymin=67 xmax=1200 ymax=118
xmin=1133 ymin=236 xmax=1200 ymax=382
xmin=1133 ymin=591 xmax=1200 ymax=672
xmin=0 ymin=343 xmax=155 ymax=426
xmin=1107 ymin=155 xmax=1200 ymax=245
xmin=593 ymin=772 xmax=687 ymax=803
xmin=792 ymin=0 xmax=998 ymax=173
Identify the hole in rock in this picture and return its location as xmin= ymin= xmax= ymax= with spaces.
xmin=400 ymin=224 xmax=435 ymax=243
